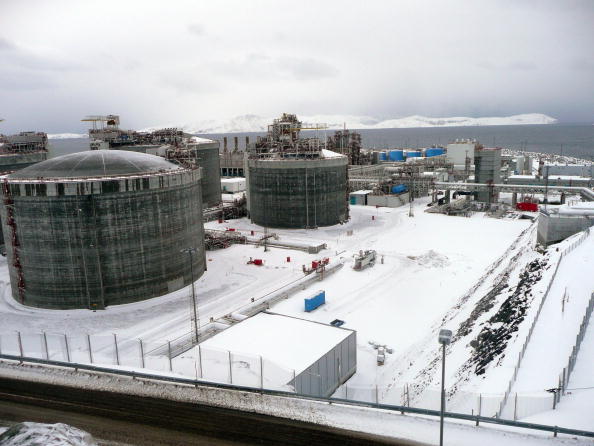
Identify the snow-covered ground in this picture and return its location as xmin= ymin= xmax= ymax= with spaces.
xmin=1 ymin=200 xmax=593 ymax=437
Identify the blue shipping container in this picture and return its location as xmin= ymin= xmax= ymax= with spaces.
xmin=389 ymin=150 xmax=404 ymax=161
xmin=391 ymin=184 xmax=408 ymax=194
xmin=305 ymin=290 xmax=325 ymax=312
xmin=379 ymin=152 xmax=387 ymax=161
xmin=406 ymin=151 xmax=421 ymax=158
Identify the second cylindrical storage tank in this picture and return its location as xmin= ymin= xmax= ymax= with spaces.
xmin=186 ymin=140 xmax=222 ymax=208
xmin=1 ymin=150 xmax=206 ymax=309
xmin=247 ymin=151 xmax=349 ymax=228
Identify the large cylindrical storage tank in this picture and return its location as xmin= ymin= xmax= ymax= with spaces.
xmin=1 ymin=150 xmax=206 ymax=309
xmin=247 ymin=152 xmax=348 ymax=228
xmin=187 ymin=141 xmax=222 ymax=208
xmin=389 ymin=150 xmax=404 ymax=161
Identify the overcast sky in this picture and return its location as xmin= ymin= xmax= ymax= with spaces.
xmin=1 ymin=0 xmax=593 ymax=132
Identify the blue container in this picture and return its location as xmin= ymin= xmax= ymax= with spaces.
xmin=379 ymin=151 xmax=387 ymax=161
xmin=391 ymin=184 xmax=408 ymax=194
xmin=305 ymin=290 xmax=325 ymax=312
xmin=406 ymin=151 xmax=421 ymax=158
xmin=425 ymin=148 xmax=445 ymax=157
xmin=389 ymin=150 xmax=404 ymax=161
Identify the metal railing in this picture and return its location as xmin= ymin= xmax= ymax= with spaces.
xmin=556 ymin=292 xmax=594 ymax=405
xmin=0 ymin=354 xmax=593 ymax=439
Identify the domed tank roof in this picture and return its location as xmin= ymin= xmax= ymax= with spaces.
xmin=9 ymin=149 xmax=183 ymax=179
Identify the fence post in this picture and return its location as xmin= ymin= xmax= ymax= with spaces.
xmin=562 ymin=368 xmax=566 ymax=395
xmin=228 ymin=351 xmax=233 ymax=384
xmin=260 ymin=355 xmax=264 ymax=390
xmin=87 ymin=334 xmax=93 ymax=364
xmin=0 ymin=334 xmax=3 ymax=355
xmin=42 ymin=332 xmax=49 ymax=360
xmin=113 ymin=333 xmax=120 ymax=366
xmin=167 ymin=341 xmax=172 ymax=372
xmin=64 ymin=334 xmax=71 ymax=363
xmin=345 ymin=384 xmax=348 ymax=400
xmin=375 ymin=384 xmax=379 ymax=406
xmin=198 ymin=345 xmax=203 ymax=378
xmin=17 ymin=331 xmax=23 ymax=361
xmin=406 ymin=383 xmax=410 ymax=407
xmin=139 ymin=339 xmax=145 ymax=368
xmin=478 ymin=393 xmax=482 ymax=418
xmin=513 ymin=393 xmax=518 ymax=421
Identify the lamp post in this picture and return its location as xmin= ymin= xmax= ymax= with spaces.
xmin=438 ymin=329 xmax=452 ymax=446
xmin=181 ymin=247 xmax=199 ymax=344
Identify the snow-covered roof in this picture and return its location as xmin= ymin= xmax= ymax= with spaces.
xmin=221 ymin=178 xmax=246 ymax=183
xmin=321 ymin=149 xmax=345 ymax=159
xmin=189 ymin=136 xmax=215 ymax=144
xmin=200 ymin=312 xmax=352 ymax=374
xmin=350 ymin=190 xmax=373 ymax=195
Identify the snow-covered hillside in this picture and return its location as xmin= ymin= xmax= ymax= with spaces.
xmin=47 ymin=133 xmax=88 ymax=139
xmin=142 ymin=113 xmax=558 ymax=134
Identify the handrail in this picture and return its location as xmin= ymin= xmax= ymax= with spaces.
xmin=1 ymin=354 xmax=593 ymax=439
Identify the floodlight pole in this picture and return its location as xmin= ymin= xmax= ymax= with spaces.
xmin=438 ymin=329 xmax=452 ymax=446
xmin=440 ymin=341 xmax=446 ymax=446
xmin=181 ymin=247 xmax=199 ymax=344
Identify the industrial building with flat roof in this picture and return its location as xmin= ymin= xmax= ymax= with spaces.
xmin=1 ymin=150 xmax=206 ymax=309
xmin=200 ymin=312 xmax=357 ymax=398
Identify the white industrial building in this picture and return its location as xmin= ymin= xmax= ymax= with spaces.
xmin=200 ymin=312 xmax=357 ymax=398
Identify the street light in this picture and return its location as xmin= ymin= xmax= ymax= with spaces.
xmin=438 ymin=329 xmax=452 ymax=446
xmin=181 ymin=247 xmax=199 ymax=344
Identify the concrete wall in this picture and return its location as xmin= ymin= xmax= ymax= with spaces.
xmin=446 ymin=142 xmax=475 ymax=166
xmin=537 ymin=212 xmax=594 ymax=245
xmin=294 ymin=330 xmax=357 ymax=398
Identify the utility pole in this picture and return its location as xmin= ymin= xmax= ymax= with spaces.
xmin=181 ymin=247 xmax=199 ymax=344
xmin=438 ymin=329 xmax=452 ymax=446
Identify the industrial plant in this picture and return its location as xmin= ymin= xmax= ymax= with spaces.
xmin=1 ymin=150 xmax=205 ymax=309
xmin=245 ymin=113 xmax=349 ymax=229
xmin=0 ymin=120 xmax=49 ymax=173
xmin=0 ymin=112 xmax=593 ymax=446
xmin=84 ymin=115 xmax=222 ymax=208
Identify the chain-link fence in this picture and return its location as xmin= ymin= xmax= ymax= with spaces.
xmin=0 ymin=331 xmax=295 ymax=392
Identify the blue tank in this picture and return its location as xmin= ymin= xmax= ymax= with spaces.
xmin=379 ymin=151 xmax=387 ymax=161
xmin=391 ymin=184 xmax=408 ymax=194
xmin=389 ymin=150 xmax=404 ymax=161
xmin=406 ymin=151 xmax=421 ymax=158
xmin=425 ymin=148 xmax=445 ymax=157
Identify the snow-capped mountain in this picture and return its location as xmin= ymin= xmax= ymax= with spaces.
xmin=142 ymin=113 xmax=557 ymax=134
xmin=48 ymin=133 xmax=88 ymax=139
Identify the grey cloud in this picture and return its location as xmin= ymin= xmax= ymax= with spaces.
xmin=0 ymin=36 xmax=16 ymax=50
xmin=279 ymin=57 xmax=339 ymax=81
xmin=508 ymin=61 xmax=537 ymax=71
xmin=188 ymin=23 xmax=205 ymax=36
xmin=216 ymin=53 xmax=339 ymax=82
